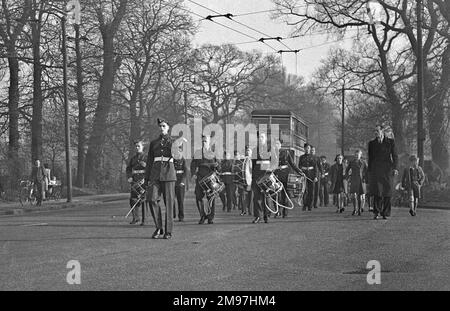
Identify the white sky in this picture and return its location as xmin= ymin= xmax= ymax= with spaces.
xmin=185 ymin=0 xmax=356 ymax=82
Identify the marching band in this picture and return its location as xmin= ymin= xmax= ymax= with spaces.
xmin=126 ymin=117 xmax=374 ymax=239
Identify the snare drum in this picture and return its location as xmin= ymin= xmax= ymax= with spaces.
xmin=287 ymin=173 xmax=306 ymax=197
xmin=256 ymin=172 xmax=283 ymax=195
xmin=199 ymin=172 xmax=225 ymax=197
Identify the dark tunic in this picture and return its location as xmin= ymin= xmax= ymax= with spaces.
xmin=145 ymin=134 xmax=176 ymax=183
xmin=275 ymin=149 xmax=302 ymax=184
xmin=368 ymin=137 xmax=398 ymax=197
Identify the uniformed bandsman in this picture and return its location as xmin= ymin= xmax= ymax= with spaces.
xmin=126 ymin=141 xmax=147 ymax=225
xmin=190 ymin=134 xmax=220 ymax=224
xmin=145 ymin=118 xmax=176 ymax=239
xmin=251 ymin=132 xmax=272 ymax=223
xmin=173 ymin=146 xmax=187 ymax=222
xmin=219 ymin=151 xmax=235 ymax=213
xmin=311 ymin=146 xmax=320 ymax=209
xmin=273 ymin=139 xmax=303 ymax=218
xmin=298 ymin=143 xmax=319 ymax=211
xmin=318 ymin=155 xmax=331 ymax=207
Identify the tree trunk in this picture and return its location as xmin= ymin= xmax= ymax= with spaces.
xmin=7 ymin=51 xmax=21 ymax=184
xmin=31 ymin=19 xmax=43 ymax=163
xmin=84 ymin=33 xmax=116 ymax=185
xmin=74 ymin=24 xmax=87 ymax=187
xmin=425 ymin=45 xmax=450 ymax=171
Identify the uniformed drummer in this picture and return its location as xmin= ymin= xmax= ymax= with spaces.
xmin=190 ymin=134 xmax=220 ymax=224
xmin=251 ymin=132 xmax=272 ymax=223
xmin=273 ymin=139 xmax=303 ymax=218
xmin=145 ymin=118 xmax=176 ymax=239
xmin=298 ymin=143 xmax=319 ymax=211
xmin=173 ymin=145 xmax=187 ymax=222
xmin=125 ymin=140 xmax=147 ymax=225
xmin=219 ymin=151 xmax=235 ymax=213
xmin=235 ymin=145 xmax=252 ymax=216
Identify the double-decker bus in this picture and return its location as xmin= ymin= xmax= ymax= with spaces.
xmin=250 ymin=109 xmax=309 ymax=163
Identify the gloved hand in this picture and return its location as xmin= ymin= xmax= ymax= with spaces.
xmin=127 ymin=178 xmax=133 ymax=183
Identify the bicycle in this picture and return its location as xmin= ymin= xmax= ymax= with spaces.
xmin=18 ymin=180 xmax=37 ymax=206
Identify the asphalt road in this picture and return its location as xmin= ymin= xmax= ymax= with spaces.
xmin=0 ymin=191 xmax=449 ymax=291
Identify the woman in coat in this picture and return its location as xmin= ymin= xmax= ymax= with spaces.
xmin=345 ymin=150 xmax=368 ymax=216
xmin=329 ymin=154 xmax=347 ymax=213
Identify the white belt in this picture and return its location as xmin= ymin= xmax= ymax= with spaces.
xmin=220 ymin=172 xmax=233 ymax=175
xmin=279 ymin=165 xmax=289 ymax=169
xmin=301 ymin=166 xmax=314 ymax=170
xmin=154 ymin=157 xmax=173 ymax=162
xmin=132 ymin=170 xmax=145 ymax=174
xmin=256 ymin=160 xmax=270 ymax=164
xmin=176 ymin=170 xmax=184 ymax=174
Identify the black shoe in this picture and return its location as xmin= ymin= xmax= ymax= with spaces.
xmin=240 ymin=211 xmax=246 ymax=216
xmin=413 ymin=211 xmax=417 ymax=216
xmin=207 ymin=219 xmax=214 ymax=224
xmin=409 ymin=209 xmax=414 ymax=216
xmin=263 ymin=216 xmax=268 ymax=223
xmin=351 ymin=210 xmax=356 ymax=216
xmin=151 ymin=229 xmax=163 ymax=239
xmin=314 ymin=206 xmax=318 ymax=209
xmin=357 ymin=210 xmax=361 ymax=216
xmin=252 ymin=217 xmax=260 ymax=224
xmin=339 ymin=207 xmax=345 ymax=213
xmin=163 ymin=233 xmax=172 ymax=239
xmin=129 ymin=219 xmax=138 ymax=225
xmin=308 ymin=208 xmax=312 ymax=211
xmin=382 ymin=215 xmax=387 ymax=220
xmin=198 ymin=216 xmax=206 ymax=224
xmin=139 ymin=221 xmax=145 ymax=226
xmin=178 ymin=218 xmax=184 ymax=222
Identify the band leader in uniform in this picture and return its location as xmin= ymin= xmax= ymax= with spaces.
xmin=145 ymin=118 xmax=176 ymax=239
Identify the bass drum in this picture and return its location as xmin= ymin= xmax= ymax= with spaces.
xmin=233 ymin=158 xmax=252 ymax=189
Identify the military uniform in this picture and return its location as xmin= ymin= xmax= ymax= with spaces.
xmin=318 ymin=160 xmax=330 ymax=206
xmin=219 ymin=159 xmax=236 ymax=212
xmin=126 ymin=151 xmax=147 ymax=224
xmin=190 ymin=148 xmax=220 ymax=224
xmin=145 ymin=133 xmax=176 ymax=238
xmin=274 ymin=149 xmax=302 ymax=217
xmin=312 ymin=155 xmax=320 ymax=208
xmin=251 ymin=145 xmax=272 ymax=223
xmin=173 ymin=157 xmax=187 ymax=221
xmin=235 ymin=156 xmax=252 ymax=216
xmin=298 ymin=153 xmax=318 ymax=210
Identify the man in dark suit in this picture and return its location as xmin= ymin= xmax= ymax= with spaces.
xmin=145 ymin=118 xmax=176 ymax=239
xmin=368 ymin=125 xmax=398 ymax=220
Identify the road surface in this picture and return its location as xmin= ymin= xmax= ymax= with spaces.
xmin=0 ymin=191 xmax=449 ymax=290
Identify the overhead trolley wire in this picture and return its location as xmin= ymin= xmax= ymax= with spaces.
xmin=185 ymin=0 xmax=291 ymax=52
